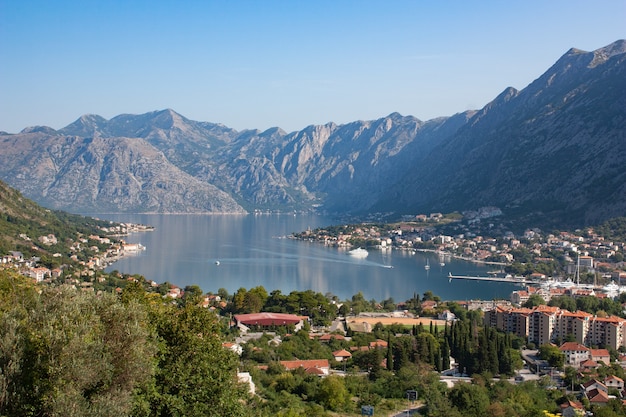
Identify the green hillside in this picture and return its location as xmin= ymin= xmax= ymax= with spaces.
xmin=0 ymin=179 xmax=119 ymax=267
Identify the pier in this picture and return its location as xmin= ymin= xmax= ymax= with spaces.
xmin=448 ymin=273 xmax=532 ymax=285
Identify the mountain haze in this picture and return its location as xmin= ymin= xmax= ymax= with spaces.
xmin=0 ymin=40 xmax=624 ymax=227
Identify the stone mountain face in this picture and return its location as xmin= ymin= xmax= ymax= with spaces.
xmin=0 ymin=40 xmax=624 ymax=227
xmin=376 ymin=39 xmax=626 ymax=227
xmin=0 ymin=131 xmax=244 ymax=213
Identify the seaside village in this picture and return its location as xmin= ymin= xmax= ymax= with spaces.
xmin=1 ymin=222 xmax=149 ymax=287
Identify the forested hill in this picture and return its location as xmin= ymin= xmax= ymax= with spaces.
xmin=0 ymin=179 xmax=117 ymax=261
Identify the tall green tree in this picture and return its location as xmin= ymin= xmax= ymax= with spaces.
xmin=145 ymin=302 xmax=247 ymax=417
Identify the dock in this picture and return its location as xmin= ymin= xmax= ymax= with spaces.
xmin=448 ymin=273 xmax=532 ymax=285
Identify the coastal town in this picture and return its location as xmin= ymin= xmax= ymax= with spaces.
xmin=3 ymin=209 xmax=626 ymax=414
xmin=294 ymin=209 xmax=626 ymax=295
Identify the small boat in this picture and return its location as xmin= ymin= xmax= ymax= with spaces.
xmin=424 ymin=259 xmax=430 ymax=270
xmin=215 ymin=260 xmax=220 ymax=266
xmin=348 ymin=248 xmax=369 ymax=258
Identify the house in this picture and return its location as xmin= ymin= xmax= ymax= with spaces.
xmin=559 ymin=342 xmax=590 ymax=367
xmin=579 ymin=359 xmax=600 ymax=372
xmin=590 ymin=348 xmax=610 ymax=365
xmin=28 ymin=266 xmax=50 ymax=282
xmin=579 ymin=255 xmax=594 ymax=269
xmin=369 ymin=339 xmax=388 ymax=349
xmin=222 ymin=342 xmax=243 ymax=356
xmin=280 ymin=359 xmax=330 ymax=376
xmin=438 ymin=310 xmax=457 ymax=321
xmin=421 ymin=300 xmax=438 ymax=311
xmin=605 ymin=375 xmax=624 ymax=391
xmin=166 ymin=286 xmax=181 ymax=298
xmin=585 ymin=388 xmax=610 ymax=406
xmin=332 ymin=349 xmax=352 ymax=362
xmin=559 ymin=399 xmax=585 ymax=417
xmin=318 ymin=333 xmax=345 ymax=343
xmin=237 ymin=372 xmax=255 ymax=395
xmin=581 ymin=379 xmax=608 ymax=395
xmin=510 ymin=290 xmax=530 ymax=305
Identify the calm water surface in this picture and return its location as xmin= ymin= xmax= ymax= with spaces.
xmin=102 ymin=214 xmax=517 ymax=302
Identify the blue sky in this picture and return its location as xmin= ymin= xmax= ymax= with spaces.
xmin=1 ymin=0 xmax=624 ymax=133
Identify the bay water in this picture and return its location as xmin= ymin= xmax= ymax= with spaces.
xmin=102 ymin=214 xmax=517 ymax=303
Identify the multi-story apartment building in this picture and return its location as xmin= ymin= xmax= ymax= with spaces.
xmin=484 ymin=306 xmax=626 ymax=350
xmin=484 ymin=306 xmax=531 ymax=340
xmin=554 ymin=310 xmax=592 ymax=344
xmin=528 ymin=305 xmax=560 ymax=346
xmin=588 ymin=316 xmax=624 ymax=349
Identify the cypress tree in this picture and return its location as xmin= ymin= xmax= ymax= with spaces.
xmin=441 ymin=339 xmax=451 ymax=371
xmin=488 ymin=328 xmax=499 ymax=374
xmin=386 ymin=333 xmax=394 ymax=371
xmin=434 ymin=348 xmax=441 ymax=372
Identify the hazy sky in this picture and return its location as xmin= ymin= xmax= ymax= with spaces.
xmin=1 ymin=1 xmax=624 ymax=133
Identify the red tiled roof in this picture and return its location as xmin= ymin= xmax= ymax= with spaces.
xmin=280 ymin=359 xmax=329 ymax=371
xmin=590 ymin=348 xmax=610 ymax=357
xmin=587 ymin=388 xmax=609 ymax=403
xmin=234 ymin=312 xmax=303 ymax=326
xmin=560 ymin=399 xmax=584 ymax=410
xmin=559 ymin=342 xmax=589 ymax=352
xmin=369 ymin=339 xmax=388 ymax=348
xmin=333 ymin=349 xmax=352 ymax=358
xmin=580 ymin=359 xmax=599 ymax=368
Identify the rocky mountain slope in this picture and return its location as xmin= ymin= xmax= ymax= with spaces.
xmin=378 ymin=40 xmax=626 ymax=227
xmin=0 ymin=40 xmax=624 ymax=227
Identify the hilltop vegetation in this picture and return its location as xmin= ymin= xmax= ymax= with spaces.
xmin=0 ymin=180 xmax=114 ymax=258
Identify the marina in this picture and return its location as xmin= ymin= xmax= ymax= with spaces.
xmin=448 ymin=273 xmax=531 ymax=285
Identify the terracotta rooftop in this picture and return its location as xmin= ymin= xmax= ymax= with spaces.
xmin=559 ymin=342 xmax=589 ymax=352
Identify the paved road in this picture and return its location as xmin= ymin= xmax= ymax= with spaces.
xmin=390 ymin=407 xmax=421 ymax=417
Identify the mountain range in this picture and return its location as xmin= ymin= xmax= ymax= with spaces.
xmin=1 ymin=40 xmax=624 ymax=228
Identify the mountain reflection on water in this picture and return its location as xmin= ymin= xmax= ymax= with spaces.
xmin=102 ymin=214 xmax=517 ymax=302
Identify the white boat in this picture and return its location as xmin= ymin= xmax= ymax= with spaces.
xmin=424 ymin=259 xmax=430 ymax=270
xmin=349 ymin=248 xmax=369 ymax=258
xmin=602 ymin=281 xmax=626 ymax=296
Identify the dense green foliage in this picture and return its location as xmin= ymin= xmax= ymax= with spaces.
xmin=0 ymin=272 xmax=246 ymax=417
xmin=595 ymin=216 xmax=626 ymax=241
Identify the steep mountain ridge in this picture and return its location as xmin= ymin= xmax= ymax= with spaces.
xmin=1 ymin=40 xmax=624 ymax=227
xmin=380 ymin=40 xmax=626 ymax=227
